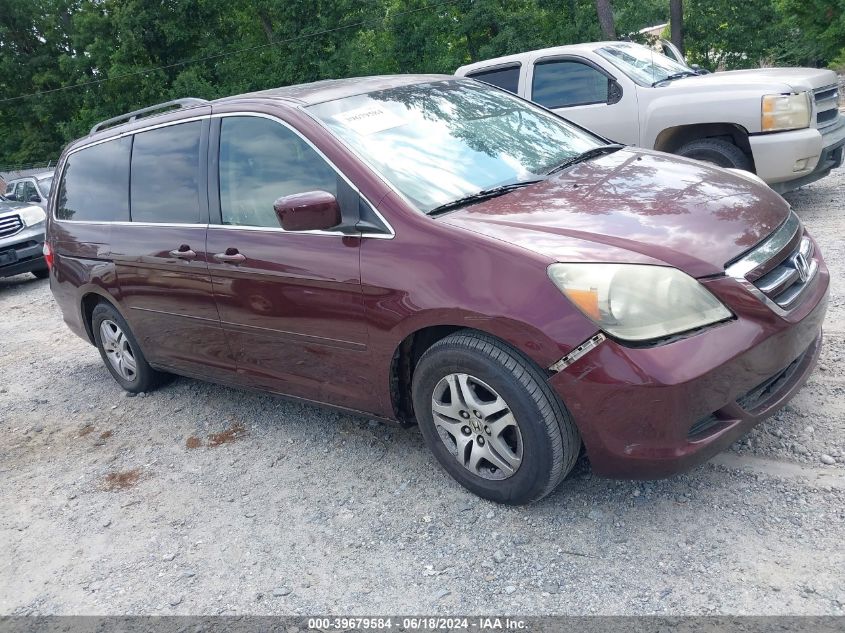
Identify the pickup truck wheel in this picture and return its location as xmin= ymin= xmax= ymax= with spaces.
xmin=91 ymin=303 xmax=165 ymax=393
xmin=411 ymin=330 xmax=581 ymax=505
xmin=676 ymin=138 xmax=751 ymax=171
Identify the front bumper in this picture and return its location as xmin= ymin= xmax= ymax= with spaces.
xmin=0 ymin=223 xmax=47 ymax=278
xmin=750 ymin=121 xmax=845 ymax=193
xmin=548 ymin=263 xmax=829 ymax=479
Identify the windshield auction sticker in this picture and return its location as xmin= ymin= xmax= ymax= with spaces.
xmin=333 ymin=105 xmax=406 ymax=135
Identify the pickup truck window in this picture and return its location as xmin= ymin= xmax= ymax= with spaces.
xmin=310 ymin=80 xmax=600 ymax=214
xmin=532 ymin=60 xmax=608 ymax=108
xmin=596 ymin=43 xmax=691 ymax=86
xmin=466 ymin=64 xmax=521 ymax=94
xmin=36 ymin=176 xmax=53 ymax=197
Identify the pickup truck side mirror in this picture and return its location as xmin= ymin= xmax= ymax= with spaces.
xmin=273 ymin=190 xmax=342 ymax=232
xmin=607 ymin=80 xmax=623 ymax=105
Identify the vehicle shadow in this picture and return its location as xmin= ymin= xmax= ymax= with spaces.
xmin=0 ymin=273 xmax=47 ymax=292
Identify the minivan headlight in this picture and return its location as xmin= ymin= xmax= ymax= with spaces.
xmin=548 ymin=263 xmax=732 ymax=342
xmin=761 ymin=93 xmax=811 ymax=132
xmin=18 ymin=205 xmax=46 ymax=227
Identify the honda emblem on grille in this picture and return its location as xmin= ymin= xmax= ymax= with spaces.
xmin=792 ymin=252 xmax=810 ymax=282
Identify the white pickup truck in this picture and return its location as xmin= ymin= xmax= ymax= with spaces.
xmin=456 ymin=41 xmax=845 ymax=193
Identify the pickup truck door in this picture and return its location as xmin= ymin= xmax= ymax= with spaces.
xmin=527 ymin=55 xmax=639 ymax=145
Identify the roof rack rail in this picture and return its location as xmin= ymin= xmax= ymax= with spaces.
xmin=89 ymin=98 xmax=210 ymax=135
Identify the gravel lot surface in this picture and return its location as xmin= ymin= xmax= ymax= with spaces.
xmin=1 ymin=170 xmax=844 ymax=616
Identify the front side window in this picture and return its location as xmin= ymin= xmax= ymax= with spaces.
xmin=596 ymin=43 xmax=693 ymax=86
xmin=130 ymin=121 xmax=202 ymax=224
xmin=532 ymin=60 xmax=609 ymax=108
xmin=466 ymin=65 xmax=521 ymax=94
xmin=218 ymin=116 xmax=338 ymax=228
xmin=20 ymin=181 xmax=39 ymax=202
xmin=56 ymin=137 xmax=131 ymax=221
xmin=309 ymin=79 xmax=601 ymax=213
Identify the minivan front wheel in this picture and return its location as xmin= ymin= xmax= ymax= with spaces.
xmin=91 ymin=303 xmax=164 ymax=393
xmin=411 ymin=331 xmax=580 ymax=504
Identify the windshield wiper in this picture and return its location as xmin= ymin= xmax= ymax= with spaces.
xmin=426 ymin=179 xmax=544 ymax=216
xmin=652 ymin=71 xmax=697 ymax=87
xmin=545 ymin=144 xmax=625 ymax=176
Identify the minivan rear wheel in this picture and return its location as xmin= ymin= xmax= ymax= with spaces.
xmin=91 ymin=303 xmax=164 ymax=393
xmin=411 ymin=331 xmax=580 ymax=504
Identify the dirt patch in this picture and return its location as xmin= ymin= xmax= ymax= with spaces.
xmin=78 ymin=424 xmax=95 ymax=437
xmin=185 ymin=436 xmax=202 ymax=449
xmin=103 ymin=469 xmax=141 ymax=491
xmin=207 ymin=422 xmax=246 ymax=447
xmin=99 ymin=430 xmax=113 ymax=440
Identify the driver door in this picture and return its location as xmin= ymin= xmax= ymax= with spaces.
xmin=529 ymin=56 xmax=639 ymax=145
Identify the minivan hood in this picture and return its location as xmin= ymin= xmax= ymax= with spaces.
xmin=439 ymin=149 xmax=790 ymax=278
xmin=662 ymin=67 xmax=837 ymax=93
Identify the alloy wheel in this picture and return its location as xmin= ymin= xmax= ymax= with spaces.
xmin=99 ymin=319 xmax=138 ymax=382
xmin=430 ymin=373 xmax=523 ymax=480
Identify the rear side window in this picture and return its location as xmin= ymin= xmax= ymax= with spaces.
xmin=218 ymin=116 xmax=338 ymax=228
xmin=532 ymin=60 xmax=609 ymax=108
xmin=130 ymin=121 xmax=202 ymax=224
xmin=466 ymin=64 xmax=521 ymax=94
xmin=56 ymin=137 xmax=131 ymax=221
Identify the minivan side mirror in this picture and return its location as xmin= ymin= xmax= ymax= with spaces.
xmin=273 ymin=190 xmax=342 ymax=232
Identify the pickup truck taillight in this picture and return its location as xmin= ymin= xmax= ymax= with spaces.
xmin=42 ymin=242 xmax=54 ymax=270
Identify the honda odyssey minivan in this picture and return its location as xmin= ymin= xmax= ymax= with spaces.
xmin=46 ymin=75 xmax=828 ymax=504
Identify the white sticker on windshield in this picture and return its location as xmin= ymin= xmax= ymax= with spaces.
xmin=333 ymin=105 xmax=405 ymax=135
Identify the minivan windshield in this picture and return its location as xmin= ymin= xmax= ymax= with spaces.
xmin=309 ymin=80 xmax=602 ymax=214
xmin=596 ymin=43 xmax=695 ymax=86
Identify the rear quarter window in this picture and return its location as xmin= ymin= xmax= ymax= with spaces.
xmin=466 ymin=65 xmax=521 ymax=94
xmin=56 ymin=137 xmax=131 ymax=221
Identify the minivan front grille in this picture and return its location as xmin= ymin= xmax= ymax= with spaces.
xmin=752 ymin=236 xmax=817 ymax=309
xmin=814 ymin=84 xmax=841 ymax=130
xmin=725 ymin=211 xmax=819 ymax=313
xmin=0 ymin=214 xmax=23 ymax=238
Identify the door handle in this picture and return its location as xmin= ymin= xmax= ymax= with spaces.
xmin=169 ymin=246 xmax=197 ymax=260
xmin=213 ymin=250 xmax=246 ymax=264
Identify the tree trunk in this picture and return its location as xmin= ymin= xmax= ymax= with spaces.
xmin=595 ymin=0 xmax=616 ymax=40
xmin=257 ymin=8 xmax=274 ymax=44
xmin=669 ymin=0 xmax=684 ymax=55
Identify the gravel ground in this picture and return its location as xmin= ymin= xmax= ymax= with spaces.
xmin=1 ymin=170 xmax=844 ymax=616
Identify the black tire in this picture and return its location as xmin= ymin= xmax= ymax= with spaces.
xmin=411 ymin=330 xmax=580 ymax=505
xmin=91 ymin=302 xmax=164 ymax=393
xmin=676 ymin=138 xmax=751 ymax=171
xmin=31 ymin=268 xmax=49 ymax=279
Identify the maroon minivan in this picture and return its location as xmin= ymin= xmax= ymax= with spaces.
xmin=46 ymin=75 xmax=828 ymax=504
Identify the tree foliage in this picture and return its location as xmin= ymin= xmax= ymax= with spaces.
xmin=0 ymin=0 xmax=841 ymax=167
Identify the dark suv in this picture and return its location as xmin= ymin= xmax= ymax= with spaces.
xmin=46 ymin=75 xmax=828 ymax=504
